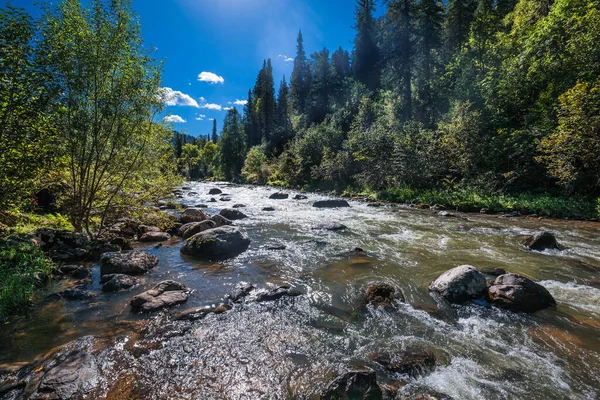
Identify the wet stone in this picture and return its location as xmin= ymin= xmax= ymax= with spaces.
xmin=225 ymin=283 xmax=256 ymax=303
xmin=101 ymin=274 xmax=140 ymax=292
xmin=219 ymin=208 xmax=247 ymax=220
xmin=321 ymin=368 xmax=383 ymax=400
xmin=45 ymin=287 xmax=97 ymax=302
xmin=33 ymin=350 xmax=99 ymax=400
xmin=269 ymin=192 xmax=289 ymax=199
xmin=313 ymin=199 xmax=350 ymax=208
xmin=262 ymin=207 xmax=276 ymax=211
xmin=232 ymin=204 xmax=246 ymax=208
xmin=130 ymin=280 xmax=189 ymax=313
xmin=428 ymin=265 xmax=487 ymax=303
xmin=524 ymin=231 xmax=562 ymax=251
xmin=100 ymin=250 xmax=158 ymax=276
xmin=210 ymin=214 xmax=233 ymax=228
xmin=312 ymin=222 xmax=347 ymax=231
xmin=208 ymin=188 xmax=222 ymax=195
xmin=174 ymin=304 xmax=232 ymax=321
xmin=398 ymin=387 xmax=455 ymax=400
xmin=180 ymin=226 xmax=250 ymax=259
xmin=488 ymin=273 xmax=556 ymax=313
xmin=58 ymin=264 xmax=90 ymax=279
xmin=138 ymin=231 xmax=171 ymax=242
xmin=181 ymin=220 xmax=216 ymax=239
xmin=179 ymin=208 xmax=208 ymax=224
xmin=364 ymin=282 xmax=405 ymax=308
xmin=369 ymin=348 xmax=436 ymax=377
xmin=293 ymin=194 xmax=308 ymax=200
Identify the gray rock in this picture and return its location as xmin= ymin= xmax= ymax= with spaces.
xmin=398 ymin=387 xmax=454 ymax=400
xmin=210 ymin=214 xmax=233 ymax=228
xmin=322 ymin=368 xmax=383 ymax=400
xmin=428 ymin=265 xmax=487 ymax=302
xmin=174 ymin=304 xmax=231 ymax=321
xmin=37 ymin=228 xmax=92 ymax=261
xmin=269 ymin=192 xmax=289 ymax=199
xmin=36 ymin=350 xmax=99 ymax=399
xmin=101 ymin=274 xmax=140 ymax=292
xmin=313 ymin=199 xmax=350 ymax=208
xmin=138 ymin=231 xmax=171 ymax=242
xmin=179 ymin=208 xmax=208 ymax=224
xmin=524 ymin=231 xmax=562 ymax=251
xmin=109 ymin=237 xmax=133 ymax=251
xmin=488 ymin=273 xmax=556 ymax=313
xmin=45 ymin=288 xmax=97 ymax=302
xmin=369 ymin=348 xmax=436 ymax=377
xmin=363 ymin=282 xmax=405 ymax=308
xmin=253 ymin=285 xmax=302 ymax=302
xmin=137 ymin=225 xmax=161 ymax=236
xmin=58 ymin=265 xmax=90 ymax=279
xmin=293 ymin=194 xmax=308 ymax=200
xmin=182 ymin=220 xmax=217 ymax=239
xmin=220 ymin=208 xmax=247 ymax=220
xmin=225 ymin=283 xmax=256 ymax=303
xmin=100 ymin=250 xmax=158 ymax=276
xmin=180 ymin=226 xmax=250 ymax=259
xmin=232 ymin=204 xmax=246 ymax=208
xmin=208 ymin=188 xmax=222 ymax=195
xmin=312 ymin=222 xmax=347 ymax=231
xmin=262 ymin=207 xmax=276 ymax=211
xmin=130 ymin=280 xmax=189 ymax=313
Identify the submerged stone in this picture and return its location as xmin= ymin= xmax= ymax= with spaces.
xmin=269 ymin=192 xmax=289 ymax=199
xmin=313 ymin=199 xmax=350 ymax=208
xmin=363 ymin=281 xmax=405 ymax=308
xmin=369 ymin=348 xmax=436 ymax=377
xmin=219 ymin=208 xmax=247 ymax=220
xmin=100 ymin=250 xmax=158 ymax=276
xmin=488 ymin=273 xmax=556 ymax=313
xmin=524 ymin=231 xmax=562 ymax=251
xmin=321 ymin=368 xmax=383 ymax=400
xmin=130 ymin=280 xmax=189 ymax=313
xmin=101 ymin=274 xmax=140 ymax=292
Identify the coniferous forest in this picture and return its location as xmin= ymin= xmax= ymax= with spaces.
xmin=179 ymin=0 xmax=600 ymax=217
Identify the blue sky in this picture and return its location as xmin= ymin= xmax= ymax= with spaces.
xmin=18 ymin=0 xmax=368 ymax=137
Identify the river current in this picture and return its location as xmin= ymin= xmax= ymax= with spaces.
xmin=1 ymin=182 xmax=599 ymax=399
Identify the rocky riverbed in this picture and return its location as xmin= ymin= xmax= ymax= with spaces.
xmin=1 ymin=182 xmax=599 ymax=399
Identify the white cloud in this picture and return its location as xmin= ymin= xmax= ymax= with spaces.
xmin=159 ymin=87 xmax=199 ymax=108
xmin=163 ymin=115 xmax=187 ymax=123
xmin=198 ymin=71 xmax=224 ymax=84
xmin=278 ymin=54 xmax=293 ymax=63
xmin=228 ymin=99 xmax=248 ymax=106
xmin=224 ymin=107 xmax=232 ymax=111
xmin=199 ymin=96 xmax=206 ymax=103
xmin=200 ymin=103 xmax=223 ymax=111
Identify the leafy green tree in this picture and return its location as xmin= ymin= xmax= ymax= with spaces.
xmin=0 ymin=5 xmax=57 ymax=215
xmin=40 ymin=0 xmax=175 ymax=233
xmin=290 ymin=30 xmax=311 ymax=113
xmin=353 ymin=0 xmax=381 ymax=91
xmin=540 ymin=79 xmax=600 ymax=191
xmin=219 ymin=108 xmax=246 ymax=181
xmin=242 ymin=145 xmax=270 ymax=184
xmin=179 ymin=143 xmax=200 ymax=178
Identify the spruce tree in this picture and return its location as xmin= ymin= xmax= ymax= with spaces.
xmin=290 ymin=30 xmax=311 ymax=113
xmin=219 ymin=108 xmax=246 ymax=181
xmin=244 ymin=89 xmax=259 ymax=148
xmin=307 ymin=48 xmax=331 ymax=123
xmin=353 ymin=0 xmax=381 ymax=91
xmin=211 ymin=119 xmax=218 ymax=143
xmin=444 ymin=0 xmax=477 ymax=56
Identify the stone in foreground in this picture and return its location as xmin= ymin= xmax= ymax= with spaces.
xmin=321 ymin=368 xmax=383 ymax=400
xmin=428 ymin=265 xmax=487 ymax=302
xmin=130 ymin=280 xmax=189 ymax=313
xmin=36 ymin=350 xmax=99 ymax=399
xmin=524 ymin=231 xmax=561 ymax=251
xmin=100 ymin=250 xmax=158 ymax=276
xmin=101 ymin=274 xmax=140 ymax=292
xmin=180 ymin=226 xmax=250 ymax=259
xmin=313 ymin=199 xmax=350 ymax=208
xmin=488 ymin=273 xmax=556 ymax=313
xmin=181 ymin=220 xmax=216 ymax=239
xmin=363 ymin=281 xmax=405 ymax=308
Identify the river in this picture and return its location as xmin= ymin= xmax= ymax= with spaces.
xmin=1 ymin=182 xmax=599 ymax=399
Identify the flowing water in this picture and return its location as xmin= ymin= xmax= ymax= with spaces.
xmin=1 ymin=182 xmax=600 ymax=399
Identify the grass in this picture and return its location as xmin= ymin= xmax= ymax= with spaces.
xmin=378 ymin=186 xmax=598 ymax=219
xmin=0 ymin=240 xmax=55 ymax=321
xmin=7 ymin=212 xmax=74 ymax=235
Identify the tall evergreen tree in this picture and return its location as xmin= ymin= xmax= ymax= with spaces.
xmin=290 ymin=30 xmax=311 ymax=113
xmin=384 ymin=0 xmax=414 ymax=121
xmin=219 ymin=108 xmax=246 ymax=181
xmin=331 ymin=46 xmax=352 ymax=78
xmin=353 ymin=0 xmax=381 ymax=91
xmin=444 ymin=0 xmax=477 ymax=56
xmin=270 ymin=76 xmax=292 ymax=155
xmin=211 ymin=119 xmax=218 ymax=143
xmin=307 ymin=48 xmax=331 ymax=123
xmin=252 ymin=59 xmax=277 ymax=143
xmin=244 ymin=89 xmax=259 ymax=148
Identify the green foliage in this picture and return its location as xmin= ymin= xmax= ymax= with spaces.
xmin=540 ymin=79 xmax=600 ymax=190
xmin=40 ymin=0 xmax=177 ymax=233
xmin=10 ymin=213 xmax=73 ymax=235
xmin=219 ymin=108 xmax=246 ymax=181
xmin=242 ymin=146 xmax=270 ymax=184
xmin=0 ymin=241 xmax=54 ymax=320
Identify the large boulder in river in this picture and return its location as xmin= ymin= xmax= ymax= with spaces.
xmin=179 ymin=207 xmax=208 ymax=224
xmin=100 ymin=250 xmax=158 ymax=276
xmin=487 ymin=273 xmax=556 ymax=313
xmin=363 ymin=281 xmax=405 ymax=308
xmin=180 ymin=226 xmax=250 ymax=259
xmin=181 ymin=220 xmax=216 ymax=239
xmin=524 ymin=231 xmax=562 ymax=251
xmin=208 ymin=188 xmax=222 ymax=195
xmin=37 ymin=228 xmax=92 ymax=261
xmin=428 ymin=265 xmax=487 ymax=302
xmin=322 ymin=368 xmax=383 ymax=400
xmin=269 ymin=192 xmax=289 ymax=199
xmin=101 ymin=274 xmax=140 ymax=292
xmin=313 ymin=199 xmax=350 ymax=208
xmin=35 ymin=349 xmax=99 ymax=399
xmin=220 ymin=208 xmax=247 ymax=220
xmin=130 ymin=280 xmax=189 ymax=313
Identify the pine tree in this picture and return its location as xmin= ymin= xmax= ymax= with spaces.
xmin=331 ymin=46 xmax=351 ymax=79
xmin=219 ymin=108 xmax=246 ymax=181
xmin=384 ymin=0 xmax=413 ymax=121
xmin=444 ymin=0 xmax=477 ymax=56
xmin=211 ymin=119 xmax=218 ymax=143
xmin=270 ymin=76 xmax=292 ymax=155
xmin=252 ymin=59 xmax=277 ymax=144
xmin=353 ymin=0 xmax=381 ymax=91
xmin=290 ymin=30 xmax=312 ymax=113
xmin=244 ymin=89 xmax=259 ymax=148
xmin=414 ymin=0 xmax=444 ymax=125
xmin=307 ymin=48 xmax=331 ymax=123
